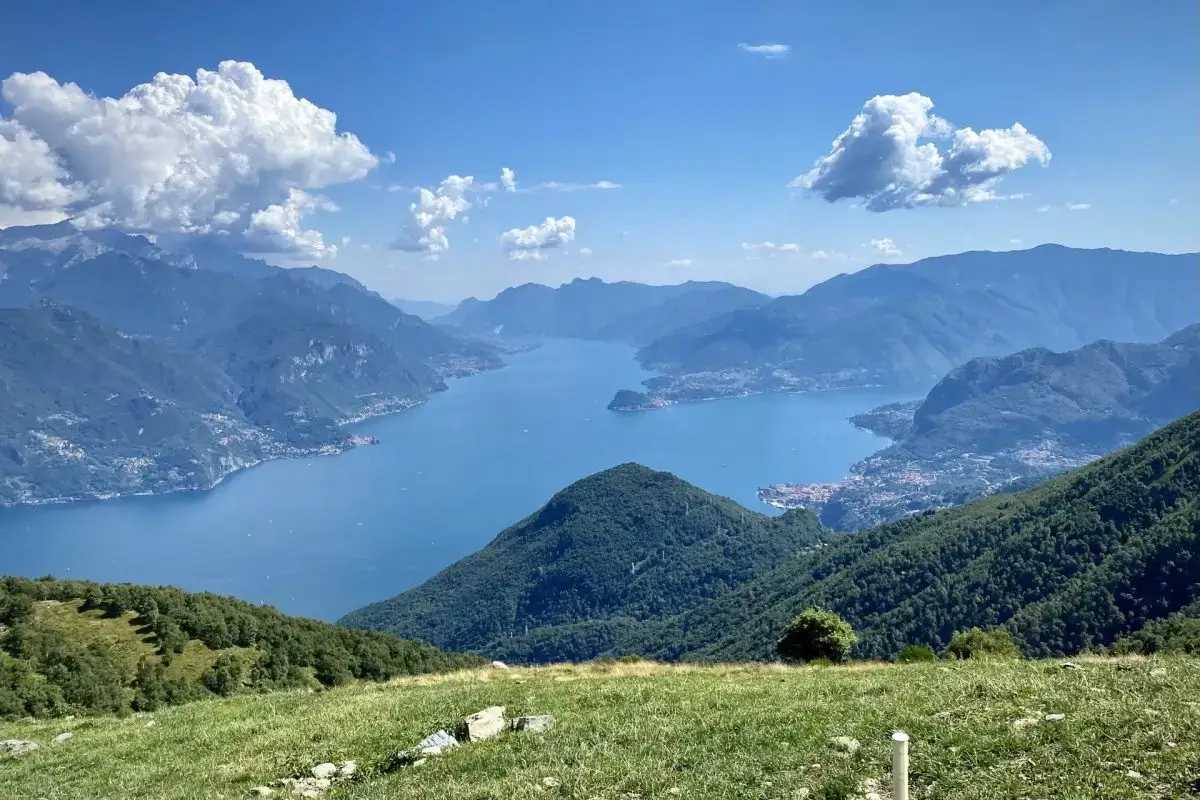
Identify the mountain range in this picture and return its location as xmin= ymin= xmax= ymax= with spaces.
xmin=344 ymin=409 xmax=1200 ymax=664
xmin=0 ymin=223 xmax=501 ymax=505
xmin=611 ymin=245 xmax=1200 ymax=409
xmin=761 ymin=323 xmax=1200 ymax=529
xmin=440 ymin=277 xmax=770 ymax=345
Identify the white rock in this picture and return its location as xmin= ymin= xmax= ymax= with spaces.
xmin=1044 ymin=713 xmax=1066 ymax=722
xmin=412 ymin=758 xmax=427 ymax=767
xmin=416 ymin=729 xmax=459 ymax=752
xmin=0 ymin=740 xmax=38 ymax=756
xmin=492 ymin=660 xmax=509 ymax=669
xmin=1150 ymin=668 xmax=1167 ymax=677
xmin=542 ymin=777 xmax=561 ymax=788
xmin=1126 ymin=770 xmax=1143 ymax=780
xmin=248 ymin=788 xmax=274 ymax=797
xmin=52 ymin=732 xmax=73 ymax=744
xmin=310 ymin=763 xmax=338 ymax=780
xmin=1013 ymin=717 xmax=1039 ymax=728
xmin=462 ymin=706 xmax=506 ymax=742
xmin=829 ymin=736 xmax=860 ymax=756
xmin=1060 ymin=661 xmax=1082 ymax=670
xmin=514 ymin=714 xmax=556 ymax=733
xmin=336 ymin=760 xmax=357 ymax=778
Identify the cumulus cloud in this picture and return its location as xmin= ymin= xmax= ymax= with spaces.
xmin=667 ymin=258 xmax=693 ymax=267
xmin=869 ymin=237 xmax=902 ymax=256
xmin=501 ymin=167 xmax=517 ymax=193
xmin=738 ymin=43 xmax=790 ymax=58
xmin=244 ymin=189 xmax=340 ymax=257
xmin=741 ymin=241 xmax=800 ymax=256
xmin=500 ymin=216 xmax=576 ymax=259
xmin=793 ymin=93 xmax=1049 ymax=211
xmin=0 ymin=61 xmax=378 ymax=255
xmin=394 ymin=175 xmax=473 ymax=257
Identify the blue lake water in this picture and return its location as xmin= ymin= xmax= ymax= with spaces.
xmin=0 ymin=340 xmax=913 ymax=621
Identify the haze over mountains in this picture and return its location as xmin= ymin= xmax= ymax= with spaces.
xmin=440 ymin=277 xmax=770 ymax=345
xmin=612 ymin=245 xmax=1200 ymax=408
xmin=0 ymin=223 xmax=499 ymax=505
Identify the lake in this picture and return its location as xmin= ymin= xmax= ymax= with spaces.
xmin=0 ymin=340 xmax=913 ymax=621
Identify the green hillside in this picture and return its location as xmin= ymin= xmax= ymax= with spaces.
xmin=0 ymin=578 xmax=482 ymax=719
xmin=346 ymin=412 xmax=1200 ymax=664
xmin=341 ymin=464 xmax=829 ymax=654
xmin=632 ymin=409 xmax=1200 ymax=662
xmin=2 ymin=658 xmax=1196 ymax=799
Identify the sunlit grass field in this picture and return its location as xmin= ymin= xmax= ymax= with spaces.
xmin=2 ymin=657 xmax=1197 ymax=799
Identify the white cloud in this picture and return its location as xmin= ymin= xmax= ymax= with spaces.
xmin=500 ymin=216 xmax=576 ymax=259
xmin=243 ymin=189 xmax=340 ymax=258
xmin=0 ymin=61 xmax=378 ymax=257
xmin=394 ymin=174 xmax=473 ymax=257
xmin=1037 ymin=204 xmax=1053 ymax=212
xmin=501 ymin=167 xmax=517 ymax=193
xmin=738 ymin=43 xmax=790 ymax=58
xmin=793 ymin=93 xmax=1049 ymax=211
xmin=869 ymin=237 xmax=903 ymax=256
xmin=579 ymin=247 xmax=593 ymax=256
xmin=741 ymin=241 xmax=801 ymax=256
xmin=1065 ymin=203 xmax=1092 ymax=211
xmin=667 ymin=258 xmax=693 ymax=267
xmin=533 ymin=180 xmax=621 ymax=192
xmin=384 ymin=151 xmax=397 ymax=164
xmin=808 ymin=249 xmax=849 ymax=261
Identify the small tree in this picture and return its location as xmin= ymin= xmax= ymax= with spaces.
xmin=897 ymin=643 xmax=937 ymax=663
xmin=944 ymin=627 xmax=1021 ymax=660
xmin=776 ymin=608 xmax=857 ymax=664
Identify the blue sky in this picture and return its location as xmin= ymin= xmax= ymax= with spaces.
xmin=1 ymin=0 xmax=1196 ymax=301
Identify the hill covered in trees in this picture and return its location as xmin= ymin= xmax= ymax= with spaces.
xmin=345 ymin=411 xmax=1200 ymax=664
xmin=0 ymin=577 xmax=481 ymax=719
xmin=340 ymin=464 xmax=829 ymax=652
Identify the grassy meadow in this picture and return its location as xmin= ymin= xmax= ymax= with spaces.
xmin=2 ymin=657 xmax=1197 ymax=799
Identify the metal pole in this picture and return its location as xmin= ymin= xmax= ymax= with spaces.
xmin=891 ymin=731 xmax=909 ymax=800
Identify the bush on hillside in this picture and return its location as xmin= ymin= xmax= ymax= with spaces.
xmin=897 ymin=644 xmax=937 ymax=663
xmin=776 ymin=608 xmax=857 ymax=664
xmin=944 ymin=627 xmax=1021 ymax=660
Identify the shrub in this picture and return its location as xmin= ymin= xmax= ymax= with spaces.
xmin=897 ymin=644 xmax=936 ymax=663
xmin=776 ymin=608 xmax=857 ymax=664
xmin=944 ymin=627 xmax=1021 ymax=660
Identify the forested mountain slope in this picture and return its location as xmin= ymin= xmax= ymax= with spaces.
xmin=340 ymin=464 xmax=829 ymax=651
xmin=345 ymin=412 xmax=1200 ymax=664
xmin=633 ymin=409 xmax=1200 ymax=662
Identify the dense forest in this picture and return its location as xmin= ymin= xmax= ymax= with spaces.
xmin=341 ymin=463 xmax=830 ymax=649
xmin=348 ymin=411 xmax=1200 ymax=664
xmin=0 ymin=577 xmax=481 ymax=719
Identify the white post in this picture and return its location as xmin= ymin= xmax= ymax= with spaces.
xmin=891 ymin=731 xmax=909 ymax=800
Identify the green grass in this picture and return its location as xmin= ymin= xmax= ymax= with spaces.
xmin=1 ymin=658 xmax=1197 ymax=799
xmin=30 ymin=600 xmax=243 ymax=684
